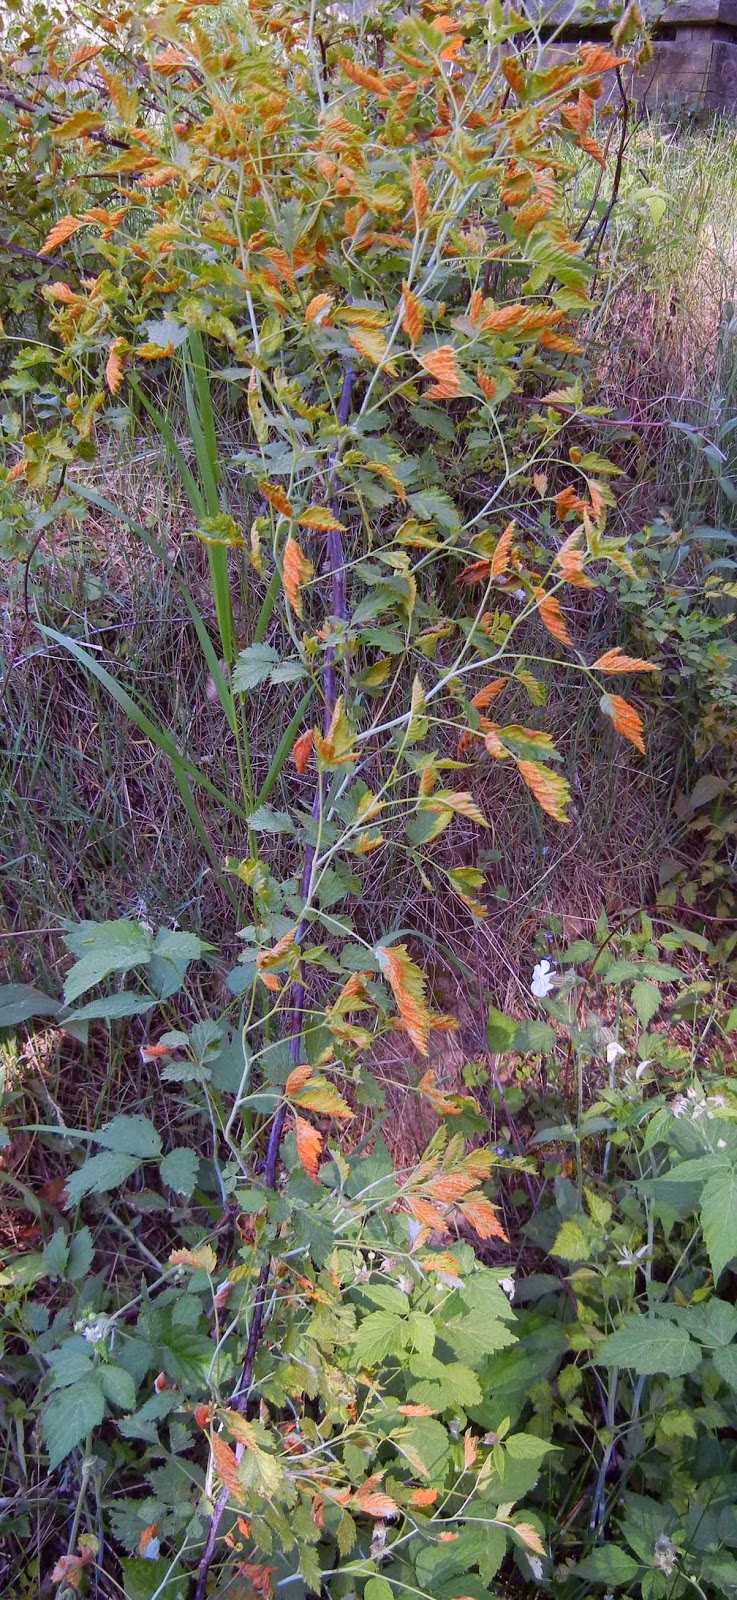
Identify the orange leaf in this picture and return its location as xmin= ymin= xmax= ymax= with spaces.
xmin=140 ymin=1040 xmax=180 ymax=1060
xmin=398 ymin=1403 xmax=435 ymax=1416
xmin=477 ymin=366 xmax=497 ymax=401
xmin=593 ymin=647 xmax=658 ymax=674
xmin=50 ymin=1555 xmax=86 ymax=1587
xmin=420 ymin=1251 xmax=461 ymax=1274
xmin=456 ymin=557 xmax=491 ymax=586
xmin=295 ymin=1116 xmax=323 ymax=1181
xmin=39 ymin=214 xmax=82 ymax=255
xmin=376 ymin=943 xmax=432 ymax=1056
xmin=353 ymin=1487 xmax=399 ymax=1519
xmin=463 ymin=1430 xmax=478 ymax=1469
xmin=535 ymin=590 xmax=571 ymax=646
xmin=601 ymin=692 xmax=645 ymax=754
xmin=410 ymin=157 xmax=428 ymax=223
xmin=339 ymin=56 xmax=387 ymax=94
xmin=491 ymin=520 xmax=516 ymax=579
xmin=283 ymin=535 xmax=314 ymax=618
xmin=194 ymin=1404 xmax=210 ymax=1428
xmin=138 ymin=1523 xmax=158 ymax=1557
xmin=292 ymin=728 xmax=314 ymax=775
xmin=285 ymin=1064 xmax=312 ymax=1096
xmin=427 ymin=1171 xmax=476 ymax=1203
xmin=105 ymin=336 xmax=127 ymax=396
xmin=260 ymin=480 xmax=293 ymax=518
xmin=401 ymin=281 xmax=425 ymax=343
xmin=305 ymin=292 xmax=333 ymax=325
xmin=515 ymin=758 xmax=571 ymax=823
xmin=257 ymin=926 xmax=296 ymax=971
xmin=458 ymin=1192 xmax=508 ymax=1242
xmin=238 ymin=1563 xmax=275 ymax=1599
xmin=484 ymin=727 xmax=507 ymax=759
xmin=297 ymin=506 xmax=345 ymax=532
xmin=514 ymin=1522 xmax=547 ymax=1556
xmin=482 ymin=302 xmax=526 ymax=333
xmin=152 ymin=46 xmax=193 ymax=73
xmin=408 ymin=1194 xmax=451 ymax=1233
xmin=439 ymin=1530 xmax=460 ymax=1542
xmin=419 ymin=345 xmax=461 ymax=398
xmin=411 ymin=1487 xmax=438 ymax=1507
xmin=211 ymin=1433 xmax=243 ymax=1499
xmin=470 ymin=678 xmax=506 ymax=709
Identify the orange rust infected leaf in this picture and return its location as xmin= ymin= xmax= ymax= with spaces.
xmin=295 ymin=1115 xmax=323 ymax=1181
xmin=285 ymin=1064 xmax=312 ymax=1095
xmin=491 ymin=520 xmax=516 ymax=579
xmin=39 ymin=214 xmax=82 ymax=255
xmin=260 ymin=480 xmax=293 ymax=518
xmin=535 ymin=589 xmax=571 ymax=646
xmin=283 ymin=535 xmax=314 ymax=618
xmin=593 ymin=647 xmax=658 ymax=674
xmin=292 ymin=728 xmax=314 ymax=775
xmin=602 ymin=691 xmax=645 ymax=754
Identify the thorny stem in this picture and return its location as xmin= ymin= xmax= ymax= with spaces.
xmin=193 ymin=363 xmax=353 ymax=1600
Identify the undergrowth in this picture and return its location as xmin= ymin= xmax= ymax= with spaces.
xmin=0 ymin=2 xmax=736 ymax=1599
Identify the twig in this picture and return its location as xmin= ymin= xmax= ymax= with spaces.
xmin=193 ymin=362 xmax=353 ymax=1600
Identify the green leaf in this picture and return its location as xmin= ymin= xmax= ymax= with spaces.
xmin=676 ymin=1297 xmax=737 ymax=1348
xmin=159 ymin=1325 xmax=216 ymax=1390
xmin=486 ymin=1006 xmax=517 ymax=1052
xmin=160 ymin=1148 xmax=199 ymax=1197
xmin=96 ymin=1115 xmax=162 ymax=1159
xmin=408 ymin=488 xmax=461 ymax=529
xmin=232 ymin=641 xmax=280 ymax=692
xmin=65 ymin=1152 xmax=142 ymax=1206
xmin=63 ymin=920 xmax=154 ymax=1005
xmin=596 ymin=1314 xmax=701 ymax=1377
xmin=631 ymin=980 xmax=661 ymax=1027
xmin=400 ymin=1416 xmax=450 ymax=1481
xmin=365 ymin=1581 xmax=394 ymax=1600
xmin=713 ymin=1346 xmax=737 ymax=1391
xmin=48 ymin=1338 xmax=95 ymax=1388
xmin=513 ymin=1019 xmax=556 ymax=1053
xmin=701 ymin=1167 xmax=737 ymax=1282
xmin=64 ymin=993 xmax=157 ymax=1022
xmin=68 ymin=1227 xmax=94 ymax=1279
xmin=100 ymin=1364 xmax=138 ymax=1411
xmin=247 ymin=804 xmax=295 ymax=834
xmin=121 ymin=1557 xmax=177 ymax=1600
xmin=0 ymin=983 xmax=61 ymax=1027
xmin=43 ymin=1376 xmax=105 ymax=1468
xmin=552 ymin=1218 xmax=592 ymax=1262
xmin=353 ymin=1310 xmax=407 ymax=1366
xmin=575 ymin=1545 xmax=641 ymax=1584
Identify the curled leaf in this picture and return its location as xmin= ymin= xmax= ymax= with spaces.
xmin=593 ymin=647 xmax=659 ymax=674
xmin=283 ymin=536 xmax=314 ymax=618
xmin=376 ymin=943 xmax=433 ymax=1056
xmin=491 ymin=520 xmax=516 ymax=579
xmin=39 ymin=214 xmax=82 ymax=255
xmin=600 ymin=691 xmax=645 ymax=754
xmin=292 ymin=728 xmax=314 ymax=775
xmin=295 ymin=1115 xmax=323 ymax=1181
xmin=516 ymin=759 xmax=571 ymax=822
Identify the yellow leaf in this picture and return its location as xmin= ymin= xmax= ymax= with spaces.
xmin=516 ymin=759 xmax=571 ymax=822
xmin=419 ymin=344 xmax=461 ymax=399
xmin=297 ymin=506 xmax=345 ymax=532
xmin=423 ymin=790 xmax=489 ymax=827
xmin=514 ymin=1522 xmax=546 ymax=1557
xmin=349 ymin=328 xmax=394 ymax=371
xmin=600 ymin=691 xmax=645 ymax=754
xmin=410 ymin=157 xmax=429 ymax=224
xmin=314 ymin=696 xmax=357 ymax=766
xmin=53 ymin=110 xmax=105 ymax=142
xmin=376 ymin=943 xmax=433 ymax=1057
xmin=305 ymin=292 xmax=333 ymax=324
xmin=283 ymin=535 xmax=314 ymax=618
xmin=169 ymin=1244 xmax=217 ymax=1274
xmin=295 ymin=1116 xmax=323 ymax=1181
xmin=105 ymin=337 xmax=127 ymax=396
xmin=292 ymin=1076 xmax=354 ymax=1121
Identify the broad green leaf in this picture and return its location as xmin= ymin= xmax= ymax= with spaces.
xmin=247 ymin=805 xmax=295 ymax=834
xmin=0 ymin=983 xmax=61 ymax=1027
xmin=364 ymin=1581 xmax=393 ymax=1600
xmin=68 ymin=1226 xmax=94 ymax=1280
xmin=513 ymin=1019 xmax=556 ymax=1053
xmin=48 ymin=1338 xmax=95 ymax=1388
xmin=596 ymin=1314 xmax=701 ymax=1377
xmin=400 ymin=1415 xmax=450 ymax=1481
xmin=675 ymin=1297 xmax=737 ymax=1348
xmin=43 ymin=1376 xmax=105 ymax=1468
xmin=100 ymin=1364 xmax=138 ymax=1411
xmin=701 ymin=1166 xmax=737 ymax=1282
xmin=486 ymin=1005 xmax=517 ymax=1052
xmin=631 ymin=980 xmax=661 ymax=1027
xmin=160 ymin=1148 xmax=199 ymax=1197
xmin=713 ymin=1346 xmax=737 ymax=1391
xmin=353 ymin=1310 xmax=407 ymax=1366
xmin=64 ymin=993 xmax=157 ymax=1022
xmin=552 ymin=1218 xmax=592 ymax=1262
xmin=65 ymin=1150 xmax=142 ymax=1205
xmin=96 ymin=1115 xmax=162 ymax=1159
xmin=63 ymin=919 xmax=153 ymax=1005
xmin=576 ymin=1545 xmax=641 ymax=1584
xmin=408 ymin=488 xmax=461 ymax=529
xmin=121 ymin=1557 xmax=176 ymax=1600
xmin=232 ymin=641 xmax=280 ymax=692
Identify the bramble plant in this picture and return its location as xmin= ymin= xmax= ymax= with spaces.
xmin=4 ymin=0 xmax=719 ymax=1597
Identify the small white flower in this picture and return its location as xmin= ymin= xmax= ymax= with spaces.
xmin=75 ymin=1315 xmax=109 ymax=1345
xmin=635 ymin=1059 xmax=652 ymax=1079
xmin=142 ymin=1536 xmax=161 ymax=1561
xmin=498 ymin=1276 xmax=515 ymax=1300
xmin=686 ymin=1087 xmax=697 ymax=1100
xmin=710 ymin=1093 xmax=726 ymax=1108
xmin=527 ymin=1555 xmax=544 ymax=1582
xmin=616 ymin=1244 xmax=650 ymax=1269
xmin=670 ymin=1094 xmax=688 ymax=1117
xmin=692 ymin=1102 xmax=706 ymax=1120
xmin=606 ymin=1040 xmax=626 ymax=1067
xmin=717 ymin=1139 xmax=727 ymax=1150
xmin=531 ymin=959 xmax=556 ymax=999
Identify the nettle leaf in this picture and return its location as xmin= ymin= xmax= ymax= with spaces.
xmin=596 ymin=1314 xmax=702 ymax=1378
xmin=631 ymin=979 xmax=661 ymax=1027
xmin=62 ymin=919 xmax=153 ymax=1005
xmin=0 ymin=983 xmax=61 ymax=1028
xmin=675 ymin=1297 xmax=737 ymax=1348
xmin=247 ymin=804 xmax=295 ymax=834
xmin=701 ymin=1166 xmax=737 ymax=1282
xmin=48 ymin=1338 xmax=95 ymax=1389
xmin=408 ymin=488 xmax=461 ymax=530
xmin=353 ymin=1310 xmax=408 ymax=1366
xmin=96 ymin=1114 xmax=162 ymax=1159
xmin=576 ymin=1545 xmax=641 ymax=1585
xmin=233 ymin=641 xmax=280 ymax=692
xmin=43 ymin=1376 xmax=105 ymax=1468
xmin=160 ymin=1147 xmax=199 ymax=1197
xmin=486 ymin=1005 xmax=517 ymax=1052
xmin=99 ymin=1364 xmax=137 ymax=1411
xmin=65 ymin=1151 xmax=143 ymax=1206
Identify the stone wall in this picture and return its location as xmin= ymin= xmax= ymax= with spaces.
xmin=534 ymin=0 xmax=737 ymax=112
